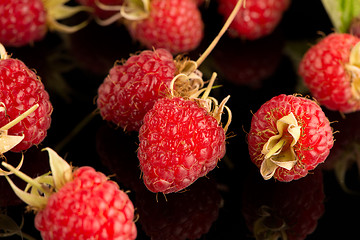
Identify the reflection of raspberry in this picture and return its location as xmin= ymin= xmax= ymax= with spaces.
xmin=0 ymin=45 xmax=52 ymax=152
xmin=248 ymin=94 xmax=334 ymax=181
xmin=242 ymin=169 xmax=325 ymax=240
xmin=97 ymin=48 xmax=176 ymax=132
xmin=299 ymin=33 xmax=360 ymax=113
xmin=217 ymin=0 xmax=290 ymax=40
xmin=136 ymin=178 xmax=222 ymax=240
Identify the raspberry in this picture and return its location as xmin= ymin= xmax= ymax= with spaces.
xmin=242 ymin=168 xmax=325 ymax=240
xmin=137 ymin=95 xmax=228 ymax=193
xmin=125 ymin=0 xmax=204 ymax=54
xmin=0 ymin=0 xmax=90 ymax=47
xmin=247 ymin=94 xmax=334 ymax=182
xmin=97 ymin=0 xmax=243 ymax=132
xmin=2 ymin=148 xmax=137 ymax=240
xmin=298 ymin=33 xmax=360 ymax=113
xmin=0 ymin=0 xmax=47 ymax=47
xmin=217 ymin=0 xmax=290 ymax=40
xmin=0 ymin=44 xmax=52 ymax=152
xmin=97 ymin=48 xmax=176 ymax=132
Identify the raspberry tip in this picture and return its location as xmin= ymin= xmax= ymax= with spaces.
xmin=260 ymin=112 xmax=300 ymax=180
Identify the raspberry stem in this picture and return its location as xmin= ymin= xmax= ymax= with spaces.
xmin=196 ymin=0 xmax=244 ymax=67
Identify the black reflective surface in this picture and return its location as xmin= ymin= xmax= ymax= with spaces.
xmin=1 ymin=0 xmax=360 ymax=239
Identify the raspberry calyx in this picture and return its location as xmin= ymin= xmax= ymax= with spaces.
xmin=43 ymin=0 xmax=92 ymax=33
xmin=260 ymin=112 xmax=300 ymax=180
xmin=95 ymin=0 xmax=150 ymax=25
xmin=347 ymin=41 xmax=360 ymax=99
xmin=1 ymin=147 xmax=72 ymax=211
xmin=0 ymin=104 xmax=40 ymax=157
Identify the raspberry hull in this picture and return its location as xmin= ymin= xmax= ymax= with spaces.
xmin=247 ymin=94 xmax=333 ymax=182
xmin=138 ymin=97 xmax=226 ymax=193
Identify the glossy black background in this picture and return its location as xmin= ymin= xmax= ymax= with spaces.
xmin=1 ymin=0 xmax=360 ymax=239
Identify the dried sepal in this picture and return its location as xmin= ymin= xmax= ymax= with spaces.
xmin=95 ymin=0 xmax=150 ymax=26
xmin=43 ymin=147 xmax=73 ymax=191
xmin=0 ymin=104 xmax=39 ymax=155
xmin=43 ymin=0 xmax=92 ymax=33
xmin=0 ymin=154 xmax=24 ymax=176
xmin=260 ymin=112 xmax=301 ymax=180
xmin=2 ymin=161 xmax=49 ymax=211
xmin=347 ymin=41 xmax=360 ymax=99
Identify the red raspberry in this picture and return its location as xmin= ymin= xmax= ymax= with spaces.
xmin=0 ymin=44 xmax=52 ymax=152
xmin=0 ymin=0 xmax=90 ymax=47
xmin=97 ymin=0 xmax=243 ymax=132
xmin=137 ymin=96 xmax=227 ymax=193
xmin=242 ymin=169 xmax=325 ymax=240
xmin=125 ymin=0 xmax=204 ymax=54
xmin=97 ymin=48 xmax=176 ymax=132
xmin=0 ymin=0 xmax=47 ymax=47
xmin=298 ymin=33 xmax=360 ymax=113
xmin=2 ymin=148 xmax=137 ymax=240
xmin=217 ymin=0 xmax=290 ymax=40
xmin=247 ymin=94 xmax=334 ymax=182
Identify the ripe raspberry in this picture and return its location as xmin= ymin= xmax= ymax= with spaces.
xmin=217 ymin=0 xmax=290 ymax=40
xmin=0 ymin=44 xmax=52 ymax=152
xmin=242 ymin=168 xmax=325 ymax=240
xmin=298 ymin=33 xmax=360 ymax=113
xmin=2 ymin=148 xmax=137 ymax=240
xmin=97 ymin=0 xmax=243 ymax=132
xmin=125 ymin=0 xmax=204 ymax=54
xmin=0 ymin=0 xmax=90 ymax=47
xmin=97 ymin=48 xmax=176 ymax=132
xmin=247 ymin=94 xmax=334 ymax=182
xmin=137 ymin=93 xmax=228 ymax=193
xmin=0 ymin=0 xmax=47 ymax=47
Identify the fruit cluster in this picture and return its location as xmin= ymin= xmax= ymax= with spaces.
xmin=1 ymin=0 xmax=360 ymax=239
